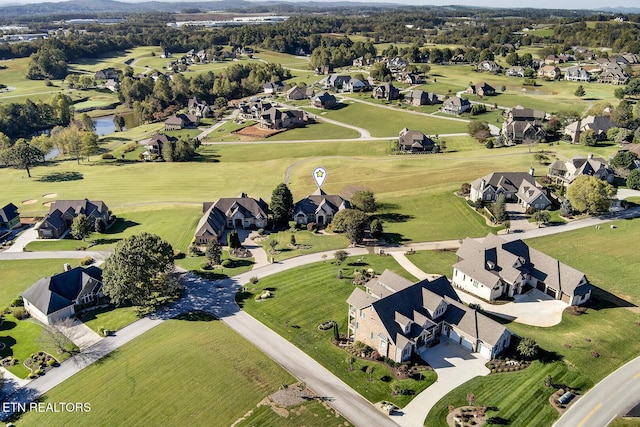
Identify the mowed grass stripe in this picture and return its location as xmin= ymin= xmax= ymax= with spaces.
xmin=18 ymin=318 xmax=294 ymax=427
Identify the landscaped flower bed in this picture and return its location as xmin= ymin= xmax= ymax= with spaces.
xmin=24 ymin=351 xmax=59 ymax=378
xmin=486 ymin=358 xmax=531 ymax=374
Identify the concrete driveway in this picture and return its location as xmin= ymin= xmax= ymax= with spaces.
xmin=456 ymin=288 xmax=568 ymax=327
xmin=393 ymin=340 xmax=489 ymax=427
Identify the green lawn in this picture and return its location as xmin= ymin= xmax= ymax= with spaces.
xmin=0 ymin=315 xmax=73 ymax=378
xmin=610 ymin=419 xmax=640 ymax=427
xmin=79 ymin=306 xmax=139 ymax=334
xmin=238 ymin=254 xmax=437 ymax=407
xmin=235 ymin=399 xmax=351 ymax=427
xmin=17 ymin=315 xmax=342 ymax=426
xmin=526 ymin=218 xmax=640 ymax=306
xmin=268 ymin=121 xmax=360 ymax=141
xmin=25 ymin=207 xmax=202 ymax=254
xmin=424 ymin=361 xmax=591 ymax=427
xmin=259 ymin=230 xmax=349 ymax=261
xmin=404 ymin=250 xmax=457 ymax=278
xmin=307 ymin=101 xmax=469 ymax=137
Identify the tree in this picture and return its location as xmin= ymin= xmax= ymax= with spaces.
xmin=0 ymin=139 xmax=44 ymax=178
xmin=39 ymin=318 xmax=76 ymax=354
xmin=532 ymin=210 xmax=551 ymax=227
xmin=290 ymin=234 xmax=296 ymax=246
xmin=517 ymin=337 xmax=539 ymax=359
xmin=332 ymin=209 xmax=368 ymax=244
xmin=369 ymin=218 xmax=383 ymax=238
xmin=71 ymin=214 xmax=92 ymax=241
xmin=467 ymin=121 xmax=491 ymax=143
xmin=351 ymin=190 xmax=377 ymax=212
xmin=113 ymin=114 xmax=125 ymax=132
xmin=228 ymin=230 xmax=242 ymax=249
xmin=544 ymin=374 xmax=553 ymax=388
xmin=334 ymin=249 xmax=348 ymax=265
xmin=366 ymin=365 xmax=374 ymax=382
xmin=269 ymin=239 xmax=277 ymax=254
xmin=559 ymin=199 xmax=573 ymax=217
xmin=503 ymin=220 xmax=511 ymax=233
xmin=80 ymin=113 xmax=95 ymax=132
xmin=205 ymin=240 xmax=222 ymax=266
xmin=574 ymin=85 xmax=586 ymax=98
xmin=567 ymin=175 xmax=616 ymax=214
xmin=579 ymin=129 xmax=598 ymax=146
xmin=95 ymin=218 xmax=106 ymax=233
xmin=270 ymin=183 xmax=293 ymax=226
xmin=466 ymin=393 xmax=475 ymax=406
xmin=627 ymin=169 xmax=640 ymax=190
xmin=493 ymin=194 xmax=507 ymax=222
xmin=102 ymin=233 xmax=180 ymax=310
xmin=80 ymin=131 xmax=99 ymax=161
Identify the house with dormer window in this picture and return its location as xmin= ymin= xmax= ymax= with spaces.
xmin=347 ymin=270 xmax=512 ymax=362
xmin=194 ymin=194 xmax=268 ymax=244
xmin=293 ymin=189 xmax=350 ymax=227
xmin=453 ymin=234 xmax=592 ymax=306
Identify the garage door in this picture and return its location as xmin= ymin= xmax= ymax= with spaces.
xmin=449 ymin=329 xmax=461 ymax=343
xmin=561 ymin=292 xmax=571 ymax=303
xmin=537 ymin=281 xmax=545 ymax=291
xmin=546 ymin=287 xmax=557 ymax=298
xmin=478 ymin=342 xmax=492 ymax=359
xmin=461 ymin=337 xmax=474 ymax=351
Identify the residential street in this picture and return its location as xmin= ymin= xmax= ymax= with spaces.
xmin=554 ymin=355 xmax=640 ymax=427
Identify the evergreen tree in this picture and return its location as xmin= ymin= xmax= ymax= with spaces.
xmin=270 ymin=183 xmax=293 ymax=226
xmin=205 ymin=240 xmax=222 ymax=266
xmin=71 ymin=214 xmax=92 ymax=241
xmin=574 ymin=85 xmax=586 ymax=98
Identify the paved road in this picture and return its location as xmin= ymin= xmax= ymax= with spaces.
xmin=553 ymin=356 xmax=640 ymax=427
xmin=0 ymin=250 xmax=111 ymax=261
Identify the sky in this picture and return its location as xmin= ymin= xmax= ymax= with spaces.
xmin=0 ymin=0 xmax=638 ymax=11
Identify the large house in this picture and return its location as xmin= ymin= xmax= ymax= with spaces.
xmin=441 ymin=96 xmax=471 ymax=115
xmin=477 ymin=61 xmax=502 ymax=73
xmin=453 ymin=234 xmax=592 ymax=306
xmin=372 ymin=83 xmax=400 ymax=101
xmin=144 ymin=134 xmax=178 ymax=160
xmin=194 ymin=194 xmax=268 ymax=245
xmin=22 ymin=266 xmax=104 ymax=325
xmin=597 ymin=66 xmax=630 ymax=85
xmin=311 ymin=91 xmax=337 ymax=109
xmin=286 ymin=86 xmax=315 ymax=101
xmin=187 ymin=97 xmax=211 ymax=118
xmin=548 ymin=155 xmax=615 ymax=186
xmin=0 ymin=203 xmax=20 ymax=231
xmin=505 ymin=66 xmax=525 ymax=77
xmin=564 ymin=66 xmax=591 ymax=82
xmin=293 ymin=189 xmax=351 ymax=227
xmin=537 ymin=65 xmax=562 ymax=80
xmin=347 ymin=270 xmax=512 ymax=362
xmin=164 ymin=114 xmax=200 ymax=131
xmin=258 ymin=107 xmax=306 ymax=130
xmin=564 ymin=116 xmax=615 ymax=143
xmin=37 ymin=199 xmax=110 ymax=239
xmin=502 ymin=106 xmax=546 ymax=145
xmin=397 ymin=128 xmax=439 ymax=153
xmin=466 ymin=82 xmax=496 ymax=97
xmin=263 ymin=81 xmax=285 ymax=94
xmin=320 ymin=74 xmax=351 ymax=90
xmin=94 ymin=68 xmax=120 ymax=81
xmin=469 ymin=171 xmax=551 ymax=211
xmin=405 ymin=90 xmax=439 ymax=106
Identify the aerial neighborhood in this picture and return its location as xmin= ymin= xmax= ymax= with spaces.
xmin=1 ymin=2 xmax=640 ymax=427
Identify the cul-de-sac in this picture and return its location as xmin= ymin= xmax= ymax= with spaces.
xmin=1 ymin=1 xmax=640 ymax=426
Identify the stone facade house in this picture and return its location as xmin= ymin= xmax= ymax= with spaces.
xmin=286 ymin=86 xmax=315 ymax=101
xmin=94 ymin=68 xmax=120 ymax=81
xmin=188 ymin=97 xmax=211 ymax=118
xmin=548 ymin=155 xmax=615 ymax=186
xmin=476 ymin=61 xmax=502 ymax=73
xmin=347 ymin=270 xmax=512 ymax=362
xmin=37 ymin=199 xmax=110 ymax=239
xmin=441 ymin=96 xmax=471 ymax=115
xmin=258 ymin=107 xmax=306 ymax=130
xmin=293 ymin=189 xmax=350 ymax=227
xmin=373 ymin=83 xmax=400 ymax=101
xmin=537 ymin=65 xmax=562 ymax=80
xmin=597 ymin=66 xmax=630 ymax=85
xmin=469 ymin=171 xmax=551 ymax=210
xmin=453 ymin=234 xmax=592 ymax=306
xmin=22 ymin=266 xmax=104 ymax=325
xmin=505 ymin=66 xmax=525 ymax=77
xmin=502 ymin=106 xmax=546 ymax=144
xmin=194 ymin=194 xmax=268 ymax=244
xmin=0 ymin=203 xmax=20 ymax=231
xmin=564 ymin=116 xmax=615 ymax=143
xmin=143 ymin=134 xmax=178 ymax=160
xmin=405 ymin=90 xmax=439 ymax=106
xmin=397 ymin=128 xmax=439 ymax=153
xmin=164 ymin=114 xmax=200 ymax=131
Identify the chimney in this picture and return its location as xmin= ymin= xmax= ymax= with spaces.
xmin=588 ymin=153 xmax=593 ymax=159
xmin=480 ymin=179 xmax=486 ymax=191
xmin=63 ymin=263 xmax=72 ymax=272
xmin=529 ymin=165 xmax=535 ymax=177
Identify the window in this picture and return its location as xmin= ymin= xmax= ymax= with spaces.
xmin=360 ymin=310 xmax=366 ymax=319
xmin=370 ymin=332 xmax=374 ymax=340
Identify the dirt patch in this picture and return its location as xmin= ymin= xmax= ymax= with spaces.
xmin=234 ymin=124 xmax=286 ymax=138
xmin=22 ymin=199 xmax=37 ymax=204
xmin=42 ymin=193 xmax=58 ymax=198
xmin=446 ymin=406 xmax=488 ymax=426
xmin=267 ymin=382 xmax=315 ymax=407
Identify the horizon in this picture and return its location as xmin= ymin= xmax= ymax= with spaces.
xmin=0 ymin=0 xmax=638 ymax=12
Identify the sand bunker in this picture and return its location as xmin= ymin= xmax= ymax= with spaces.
xmin=42 ymin=201 xmax=54 ymax=207
xmin=42 ymin=193 xmax=58 ymax=198
xmin=22 ymin=199 xmax=37 ymax=204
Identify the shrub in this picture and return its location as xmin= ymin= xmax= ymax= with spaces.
xmin=11 ymin=307 xmax=28 ymax=320
xmin=257 ymin=228 xmax=265 ymax=236
xmin=101 ymin=153 xmax=115 ymax=160
xmin=249 ymin=276 xmax=259 ymax=284
xmin=47 ymin=358 xmax=56 ymax=366
xmin=10 ymin=296 xmax=23 ymax=307
xmin=201 ymin=263 xmax=213 ymax=271
xmin=307 ymin=222 xmax=317 ymax=231
xmin=173 ymin=249 xmax=185 ymax=259
xmin=79 ymin=256 xmax=93 ymax=266
xmin=221 ymin=259 xmax=233 ymax=268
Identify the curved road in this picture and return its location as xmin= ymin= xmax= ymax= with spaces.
xmin=553 ymin=356 xmax=640 ymax=427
